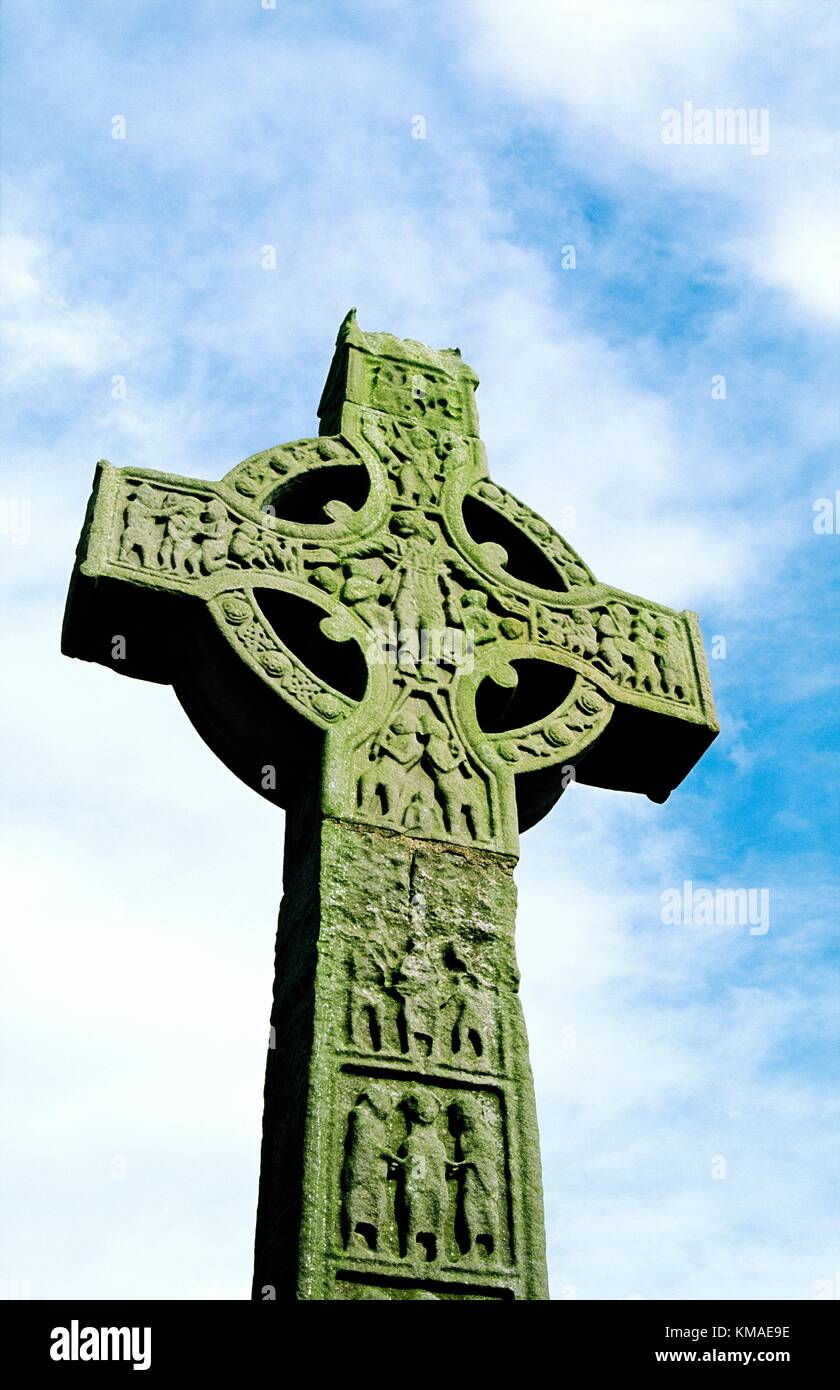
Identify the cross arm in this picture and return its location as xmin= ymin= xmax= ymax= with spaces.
xmin=61 ymin=454 xmax=373 ymax=806
xmin=442 ymin=472 xmax=719 ymax=813
xmin=62 ymin=459 xmax=240 ymax=683
xmin=62 ymin=450 xmax=372 ymax=688
xmin=526 ymin=585 xmax=718 ymax=802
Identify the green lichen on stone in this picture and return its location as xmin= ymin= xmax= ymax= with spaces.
xmin=255 ymin=816 xmax=544 ymax=1300
xmin=62 ymin=312 xmax=718 ymax=1300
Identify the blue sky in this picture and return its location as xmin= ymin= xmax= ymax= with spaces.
xmin=1 ymin=0 xmax=837 ymax=1299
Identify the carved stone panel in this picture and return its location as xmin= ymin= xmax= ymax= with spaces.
xmin=335 ymin=1072 xmax=511 ymax=1275
xmin=340 ymin=926 xmax=502 ymax=1074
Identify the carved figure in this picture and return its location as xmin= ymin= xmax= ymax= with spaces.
xmin=388 ymin=1093 xmax=449 ymax=1262
xmin=358 ymin=707 xmax=424 ymax=822
xmin=595 ymin=606 xmax=632 ymax=680
xmin=119 ymin=484 xmax=162 ymax=568
xmin=200 ymin=498 xmax=236 ymax=572
xmin=391 ymin=428 xmax=437 ymax=507
xmin=460 ymin=589 xmax=496 ymax=644
xmin=402 ymin=780 xmax=440 ymax=835
xmin=385 ymin=511 xmax=448 ymax=637
xmin=229 ymin=520 xmax=268 ymax=568
xmin=422 ymin=717 xmax=489 ymax=842
xmin=655 ymin=616 xmax=689 ymax=699
xmin=159 ymin=497 xmax=203 ymax=575
xmin=395 ymin=935 xmax=441 ymax=1058
xmin=349 ymin=944 xmax=391 ymax=1053
xmin=451 ymin=1098 xmax=500 ymax=1259
xmin=340 ymin=562 xmax=384 ymax=626
xmin=443 ymin=946 xmax=492 ymax=1059
xmin=341 ymin=1086 xmax=392 ymax=1252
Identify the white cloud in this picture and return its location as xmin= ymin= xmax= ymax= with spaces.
xmin=461 ymin=0 xmax=840 ymax=323
xmin=464 ymin=0 xmax=743 ymax=121
xmin=0 ymin=225 xmax=128 ymax=389
xmin=468 ymin=285 xmax=783 ymax=609
xmin=517 ymin=803 xmax=839 ymax=1298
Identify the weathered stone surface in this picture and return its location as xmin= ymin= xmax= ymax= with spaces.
xmin=62 ymin=312 xmax=718 ymax=1300
xmin=253 ymin=812 xmax=543 ymax=1300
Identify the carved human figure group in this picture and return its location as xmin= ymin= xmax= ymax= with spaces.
xmin=341 ymin=1087 xmax=502 ymax=1266
xmin=348 ymin=933 xmax=495 ymax=1066
xmin=358 ymin=701 xmax=490 ymax=843
xmin=537 ymin=599 xmax=690 ymax=701
xmin=119 ymin=484 xmax=296 ymax=577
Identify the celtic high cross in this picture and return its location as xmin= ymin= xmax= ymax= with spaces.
xmin=63 ymin=311 xmax=718 ymax=1301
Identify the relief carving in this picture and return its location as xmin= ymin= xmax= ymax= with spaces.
xmin=341 ymin=1086 xmax=392 ymax=1255
xmin=368 ymin=360 xmax=464 ymax=429
xmin=386 ymin=1093 xmax=450 ymax=1263
xmin=473 ymin=480 xmax=593 ymax=591
xmin=532 ymin=599 xmax=693 ymax=704
xmin=360 ymin=414 xmax=442 ymax=508
xmin=592 ymin=601 xmax=690 ymax=700
xmin=441 ymin=943 xmax=493 ymax=1062
xmin=348 ymin=943 xmax=391 ymax=1054
xmin=345 ymin=929 xmax=498 ymax=1070
xmin=450 ymin=1095 xmax=502 ymax=1261
xmin=494 ymin=681 xmax=610 ymax=766
xmin=117 ymin=483 xmax=302 ymax=579
xmin=339 ymin=1082 xmax=508 ymax=1268
xmin=216 ymin=591 xmax=346 ymax=723
xmin=357 ymin=697 xmax=492 ymax=844
xmin=230 ymin=436 xmax=355 ymax=500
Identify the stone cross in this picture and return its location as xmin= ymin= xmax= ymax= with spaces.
xmin=62 ymin=311 xmax=718 ymax=1301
